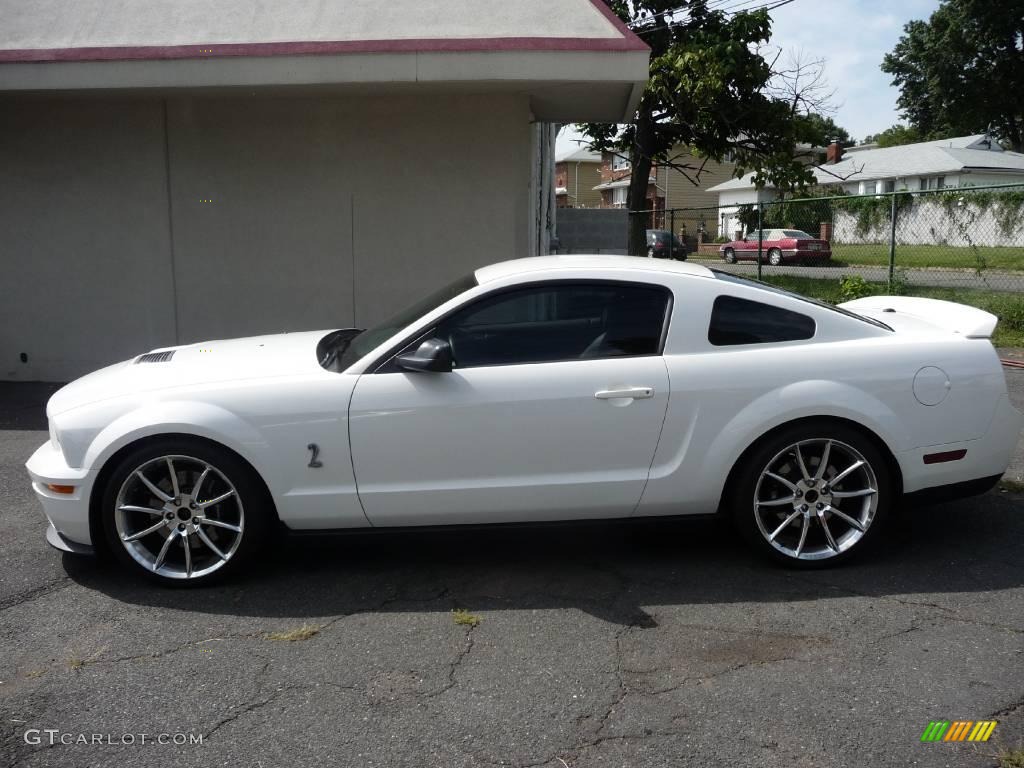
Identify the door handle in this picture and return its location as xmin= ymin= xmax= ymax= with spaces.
xmin=595 ymin=387 xmax=654 ymax=400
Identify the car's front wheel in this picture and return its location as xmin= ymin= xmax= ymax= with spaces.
xmin=723 ymin=248 xmax=736 ymax=263
xmin=768 ymin=248 xmax=783 ymax=266
xmin=731 ymin=423 xmax=892 ymax=567
xmin=100 ymin=438 xmax=273 ymax=585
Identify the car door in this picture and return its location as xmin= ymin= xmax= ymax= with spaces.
xmin=737 ymin=231 xmax=759 ymax=258
xmin=347 ymin=280 xmax=672 ymax=526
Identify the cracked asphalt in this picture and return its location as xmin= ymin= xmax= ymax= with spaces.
xmin=1 ymin=371 xmax=1023 ymax=768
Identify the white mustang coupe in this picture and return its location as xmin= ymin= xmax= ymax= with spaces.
xmin=27 ymin=256 xmax=1021 ymax=584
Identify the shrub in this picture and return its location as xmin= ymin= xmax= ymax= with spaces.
xmin=839 ymin=275 xmax=873 ymax=302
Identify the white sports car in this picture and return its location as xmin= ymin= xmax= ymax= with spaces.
xmin=27 ymin=256 xmax=1022 ymax=584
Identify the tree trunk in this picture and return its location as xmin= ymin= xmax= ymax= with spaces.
xmin=627 ymin=104 xmax=656 ymax=257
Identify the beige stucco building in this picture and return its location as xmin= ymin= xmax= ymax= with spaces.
xmin=0 ymin=0 xmax=648 ymax=381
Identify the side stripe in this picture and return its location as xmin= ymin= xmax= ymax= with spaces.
xmin=921 ymin=721 xmax=949 ymax=742
xmin=945 ymin=721 xmax=972 ymax=741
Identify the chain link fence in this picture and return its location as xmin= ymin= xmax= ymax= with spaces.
xmin=612 ymin=183 xmax=1024 ymax=294
xmin=553 ymin=184 xmax=1024 ymax=343
xmin=554 ymin=184 xmax=1024 ymax=288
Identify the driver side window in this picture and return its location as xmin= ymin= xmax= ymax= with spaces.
xmin=435 ymin=282 xmax=670 ymax=369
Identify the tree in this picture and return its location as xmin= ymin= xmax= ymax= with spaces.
xmin=862 ymin=124 xmax=926 ymax=148
xmin=806 ymin=114 xmax=852 ymax=146
xmin=882 ymin=0 xmax=1024 ymax=152
xmin=579 ymin=1 xmax=843 ymax=255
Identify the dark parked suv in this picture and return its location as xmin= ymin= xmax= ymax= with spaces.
xmin=646 ymin=229 xmax=687 ymax=260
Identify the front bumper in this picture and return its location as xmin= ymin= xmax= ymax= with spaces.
xmin=898 ymin=394 xmax=1024 ymax=494
xmin=26 ymin=440 xmax=97 ymax=549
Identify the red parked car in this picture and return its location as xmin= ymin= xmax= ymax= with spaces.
xmin=720 ymin=229 xmax=831 ymax=266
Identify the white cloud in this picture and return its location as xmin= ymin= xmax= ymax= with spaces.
xmin=767 ymin=0 xmax=941 ymax=140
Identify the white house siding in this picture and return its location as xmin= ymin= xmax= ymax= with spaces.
xmin=716 ymin=188 xmax=776 ymax=239
xmin=0 ymin=92 xmax=530 ymax=381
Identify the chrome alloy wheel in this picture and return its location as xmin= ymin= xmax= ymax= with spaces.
xmin=753 ymin=438 xmax=878 ymax=561
xmin=114 ymin=455 xmax=245 ymax=579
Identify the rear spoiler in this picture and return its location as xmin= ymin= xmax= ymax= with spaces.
xmin=839 ymin=296 xmax=998 ymax=339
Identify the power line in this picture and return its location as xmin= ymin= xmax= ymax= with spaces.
xmin=629 ymin=0 xmax=798 ymax=33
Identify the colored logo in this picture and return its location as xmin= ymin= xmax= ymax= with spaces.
xmin=920 ymin=720 xmax=997 ymax=742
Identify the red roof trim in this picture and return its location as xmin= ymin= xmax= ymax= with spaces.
xmin=0 ymin=2 xmax=648 ymax=64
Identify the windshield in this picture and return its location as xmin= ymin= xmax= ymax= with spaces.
xmin=337 ymin=272 xmax=479 ymax=369
xmin=710 ymin=270 xmax=893 ymax=331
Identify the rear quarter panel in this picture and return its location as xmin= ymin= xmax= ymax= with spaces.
xmin=637 ymin=275 xmax=1007 ymax=516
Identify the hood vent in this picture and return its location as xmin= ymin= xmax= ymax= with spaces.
xmin=136 ymin=351 xmax=175 ymax=364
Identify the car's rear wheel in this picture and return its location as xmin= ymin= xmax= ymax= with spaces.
xmin=731 ymin=423 xmax=892 ymax=567
xmin=768 ymin=248 xmax=782 ymax=266
xmin=100 ymin=438 xmax=272 ymax=586
xmin=723 ymin=248 xmax=736 ymax=263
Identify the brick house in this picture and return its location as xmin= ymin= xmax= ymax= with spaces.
xmin=593 ymin=146 xmax=738 ymax=234
xmin=593 ymin=151 xmax=662 ymax=225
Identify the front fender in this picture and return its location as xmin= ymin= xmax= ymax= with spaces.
xmin=79 ymin=401 xmax=280 ymax=495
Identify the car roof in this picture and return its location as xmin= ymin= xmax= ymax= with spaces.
xmin=475 ymin=255 xmax=715 ymax=284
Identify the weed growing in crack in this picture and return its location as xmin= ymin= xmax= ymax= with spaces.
xmin=453 ymin=609 xmax=482 ymax=628
xmin=266 ymin=624 xmax=321 ymax=642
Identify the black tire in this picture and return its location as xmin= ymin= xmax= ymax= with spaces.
xmin=99 ymin=437 xmax=274 ymax=586
xmin=647 ymin=247 xmax=656 ymax=258
xmin=768 ymin=248 xmax=783 ymax=266
xmin=723 ymin=248 xmax=736 ymax=264
xmin=730 ymin=421 xmax=893 ymax=568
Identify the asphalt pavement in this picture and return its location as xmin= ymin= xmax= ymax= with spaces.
xmin=1 ymin=372 xmax=1022 ymax=768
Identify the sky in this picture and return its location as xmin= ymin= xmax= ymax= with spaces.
xmin=556 ymin=0 xmax=942 ymax=157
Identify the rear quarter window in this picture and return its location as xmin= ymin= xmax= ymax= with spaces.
xmin=708 ymin=295 xmax=816 ymax=346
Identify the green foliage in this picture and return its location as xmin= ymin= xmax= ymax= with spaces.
xmin=838 ymin=275 xmax=873 ymax=301
xmin=861 ymin=124 xmax=924 ymax=147
xmin=889 ymin=267 xmax=910 ymax=296
xmin=832 ymin=193 xmax=913 ymax=238
xmin=578 ymin=1 xmax=831 ymax=203
xmin=805 ymin=114 xmax=852 ymax=146
xmin=881 ymin=0 xmax=1024 ymax=152
xmin=935 ymin=187 xmax=1024 ymax=238
xmin=735 ymin=191 xmax=835 ymax=236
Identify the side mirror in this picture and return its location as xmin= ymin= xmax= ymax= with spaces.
xmin=395 ymin=338 xmax=453 ymax=373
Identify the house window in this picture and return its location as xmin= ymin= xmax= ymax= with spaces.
xmin=612 ymin=154 xmax=630 ymax=171
xmin=611 ymin=186 xmax=627 ymax=206
xmin=921 ymin=176 xmax=947 ymax=190
xmin=862 ymin=181 xmax=877 ymax=195
xmin=882 ymin=179 xmax=896 ymax=193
